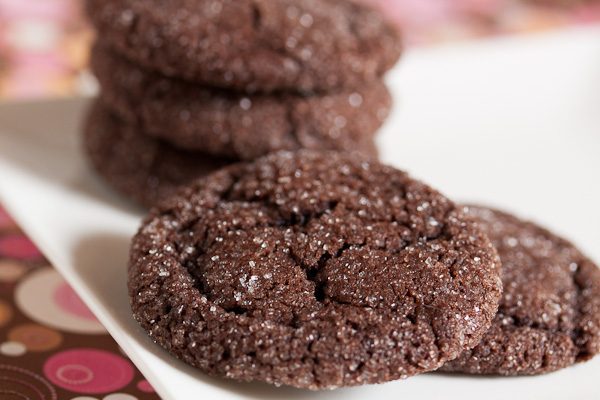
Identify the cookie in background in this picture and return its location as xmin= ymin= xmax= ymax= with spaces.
xmin=1 ymin=0 xmax=599 ymax=99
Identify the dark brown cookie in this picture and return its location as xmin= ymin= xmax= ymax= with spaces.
xmin=441 ymin=206 xmax=600 ymax=375
xmin=82 ymin=100 xmax=232 ymax=208
xmin=128 ymin=150 xmax=502 ymax=389
xmin=91 ymin=42 xmax=386 ymax=160
xmin=85 ymin=0 xmax=402 ymax=92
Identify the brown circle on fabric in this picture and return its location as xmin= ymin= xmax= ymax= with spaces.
xmin=8 ymin=324 xmax=63 ymax=352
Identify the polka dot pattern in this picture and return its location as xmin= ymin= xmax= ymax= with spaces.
xmin=0 ymin=260 xmax=27 ymax=283
xmin=44 ymin=349 xmax=135 ymax=394
xmin=103 ymin=394 xmax=138 ymax=400
xmin=8 ymin=324 xmax=63 ymax=351
xmin=53 ymin=281 xmax=98 ymax=321
xmin=0 ymin=364 xmax=57 ymax=399
xmin=0 ymin=341 xmax=27 ymax=356
xmin=0 ymin=204 xmax=159 ymax=399
xmin=0 ymin=234 xmax=42 ymax=260
xmin=0 ymin=207 xmax=15 ymax=229
xmin=0 ymin=299 xmax=13 ymax=327
xmin=15 ymin=267 xmax=106 ymax=334
xmin=136 ymin=380 xmax=155 ymax=393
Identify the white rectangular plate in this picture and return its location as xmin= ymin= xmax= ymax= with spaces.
xmin=1 ymin=25 xmax=600 ymax=400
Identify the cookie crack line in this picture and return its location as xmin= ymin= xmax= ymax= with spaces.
xmin=174 ymin=173 xmax=466 ymax=320
xmin=182 ymin=192 xmax=452 ymax=269
xmin=283 ymin=98 xmax=303 ymax=151
xmin=251 ymin=2 xmax=262 ymax=30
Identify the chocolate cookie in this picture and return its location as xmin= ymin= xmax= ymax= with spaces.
xmin=128 ymin=151 xmax=502 ymax=389
xmin=91 ymin=42 xmax=386 ymax=160
xmin=83 ymin=100 xmax=232 ymax=207
xmin=85 ymin=0 xmax=402 ymax=92
xmin=441 ymin=206 xmax=600 ymax=375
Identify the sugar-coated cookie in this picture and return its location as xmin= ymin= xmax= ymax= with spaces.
xmin=85 ymin=0 xmax=402 ymax=92
xmin=91 ymin=42 xmax=386 ymax=160
xmin=128 ymin=151 xmax=502 ymax=389
xmin=441 ymin=206 xmax=600 ymax=375
xmin=83 ymin=101 xmax=231 ymax=207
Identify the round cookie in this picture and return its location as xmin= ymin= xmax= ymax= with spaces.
xmin=91 ymin=42 xmax=386 ymax=160
xmin=441 ymin=206 xmax=600 ymax=375
xmin=128 ymin=151 xmax=502 ymax=389
xmin=83 ymin=100 xmax=232 ymax=208
xmin=85 ymin=0 xmax=402 ymax=92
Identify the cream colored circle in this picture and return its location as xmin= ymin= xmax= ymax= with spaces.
xmin=103 ymin=394 xmax=138 ymax=400
xmin=0 ymin=341 xmax=27 ymax=356
xmin=0 ymin=259 xmax=27 ymax=282
xmin=14 ymin=267 xmax=106 ymax=334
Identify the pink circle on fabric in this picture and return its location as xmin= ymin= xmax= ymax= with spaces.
xmin=56 ymin=364 xmax=94 ymax=384
xmin=53 ymin=282 xmax=98 ymax=321
xmin=0 ymin=234 xmax=42 ymax=260
xmin=0 ymin=0 xmax=75 ymax=22
xmin=0 ymin=207 xmax=15 ymax=229
xmin=136 ymin=380 xmax=155 ymax=393
xmin=43 ymin=349 xmax=134 ymax=394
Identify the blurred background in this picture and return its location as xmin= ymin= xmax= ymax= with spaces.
xmin=0 ymin=0 xmax=598 ymax=100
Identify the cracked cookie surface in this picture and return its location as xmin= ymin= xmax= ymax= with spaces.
xmin=128 ymin=151 xmax=502 ymax=389
xmin=85 ymin=0 xmax=402 ymax=92
xmin=83 ymin=100 xmax=232 ymax=208
xmin=91 ymin=42 xmax=385 ymax=160
xmin=441 ymin=206 xmax=600 ymax=375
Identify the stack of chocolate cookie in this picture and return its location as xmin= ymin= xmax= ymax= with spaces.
xmin=82 ymin=0 xmax=600 ymax=391
xmin=82 ymin=0 xmax=402 ymax=207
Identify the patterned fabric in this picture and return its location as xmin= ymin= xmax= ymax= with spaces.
xmin=0 ymin=0 xmax=93 ymax=99
xmin=362 ymin=0 xmax=600 ymax=44
xmin=0 ymin=205 xmax=161 ymax=400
